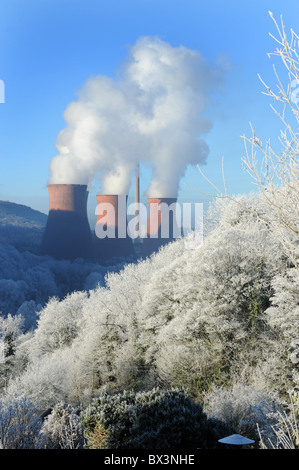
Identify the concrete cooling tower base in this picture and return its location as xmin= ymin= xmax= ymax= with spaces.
xmin=40 ymin=184 xmax=94 ymax=261
xmin=94 ymin=235 xmax=135 ymax=261
xmin=40 ymin=186 xmax=179 ymax=262
xmin=93 ymin=194 xmax=135 ymax=261
xmin=142 ymin=197 xmax=178 ymax=257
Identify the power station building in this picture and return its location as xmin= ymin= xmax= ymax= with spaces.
xmin=40 ymin=177 xmax=178 ymax=262
xmin=93 ymin=194 xmax=135 ymax=260
xmin=40 ymin=184 xmax=94 ymax=261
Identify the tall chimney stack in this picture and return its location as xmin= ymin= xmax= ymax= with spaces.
xmin=134 ymin=163 xmax=140 ymax=239
xmin=40 ymin=184 xmax=94 ymax=261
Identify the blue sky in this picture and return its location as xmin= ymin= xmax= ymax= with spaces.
xmin=0 ymin=0 xmax=298 ymax=215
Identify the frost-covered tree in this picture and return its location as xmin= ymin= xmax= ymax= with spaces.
xmin=38 ymin=402 xmax=84 ymax=449
xmin=0 ymin=239 xmax=115 ymax=317
xmin=6 ymin=354 xmax=72 ymax=408
xmin=190 ymin=14 xmax=299 ymax=268
xmin=258 ymin=392 xmax=299 ymax=449
xmin=0 ymin=279 xmax=27 ymax=315
xmin=152 ymin=197 xmax=288 ymax=393
xmin=27 ymin=292 xmax=89 ymax=361
xmin=7 ymin=194 xmax=288 ymax=403
xmin=0 ymin=313 xmax=24 ymax=357
xmin=241 ymin=14 xmax=299 ymax=267
xmin=265 ymin=268 xmax=299 ymax=394
xmin=0 ymin=394 xmax=41 ymax=449
xmin=81 ymin=388 xmax=234 ymax=449
xmin=203 ymin=382 xmax=284 ymax=443
xmin=0 ymin=314 xmax=25 ymax=391
xmin=16 ymin=300 xmax=42 ymax=332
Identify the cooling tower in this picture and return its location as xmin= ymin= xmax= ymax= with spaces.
xmin=40 ymin=184 xmax=94 ymax=261
xmin=142 ymin=197 xmax=180 ymax=256
xmin=93 ymin=194 xmax=135 ymax=260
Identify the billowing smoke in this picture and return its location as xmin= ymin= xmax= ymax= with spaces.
xmin=49 ymin=36 xmax=224 ymax=197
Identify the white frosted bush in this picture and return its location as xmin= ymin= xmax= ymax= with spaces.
xmin=7 ymin=354 xmax=72 ymax=408
xmin=258 ymin=393 xmax=299 ymax=449
xmin=203 ymin=383 xmax=284 ymax=443
xmin=0 ymin=394 xmax=41 ymax=449
xmin=28 ymin=291 xmax=89 ymax=361
xmin=38 ymin=402 xmax=84 ymax=449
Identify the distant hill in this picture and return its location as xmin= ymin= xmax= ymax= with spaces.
xmin=0 ymin=200 xmax=47 ymax=253
xmin=0 ymin=200 xmax=47 ymax=228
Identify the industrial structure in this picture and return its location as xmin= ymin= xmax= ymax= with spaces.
xmin=142 ymin=197 xmax=179 ymax=256
xmin=40 ymin=184 xmax=94 ymax=261
xmin=93 ymin=194 xmax=135 ymax=260
xmin=40 ymin=169 xmax=178 ymax=261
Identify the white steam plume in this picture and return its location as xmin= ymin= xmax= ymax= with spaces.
xmin=49 ymin=36 xmax=225 ymax=197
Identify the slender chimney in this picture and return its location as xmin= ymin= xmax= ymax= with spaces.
xmin=40 ymin=184 xmax=94 ymax=260
xmin=142 ymin=197 xmax=179 ymax=256
xmin=134 ymin=164 xmax=140 ymax=238
xmin=93 ymin=194 xmax=135 ymax=260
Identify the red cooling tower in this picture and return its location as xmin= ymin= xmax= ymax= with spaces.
xmin=40 ymin=184 xmax=94 ymax=261
xmin=93 ymin=194 xmax=135 ymax=260
xmin=142 ymin=197 xmax=179 ymax=256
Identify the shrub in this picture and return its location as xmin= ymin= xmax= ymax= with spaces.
xmin=81 ymin=388 xmax=234 ymax=449
xmin=258 ymin=393 xmax=299 ymax=449
xmin=38 ymin=402 xmax=84 ymax=449
xmin=203 ymin=383 xmax=284 ymax=443
xmin=0 ymin=394 xmax=42 ymax=449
